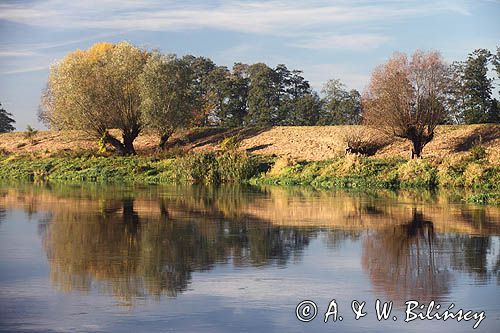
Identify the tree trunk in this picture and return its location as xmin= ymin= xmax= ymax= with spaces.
xmin=410 ymin=131 xmax=434 ymax=159
xmin=159 ymin=133 xmax=171 ymax=150
xmin=104 ymin=132 xmax=127 ymax=156
xmin=411 ymin=139 xmax=423 ymax=159
xmin=122 ymin=127 xmax=140 ymax=155
xmin=123 ymin=134 xmax=136 ymax=155
xmin=102 ymin=129 xmax=139 ymax=156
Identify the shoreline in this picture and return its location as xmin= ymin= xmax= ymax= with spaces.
xmin=0 ymin=152 xmax=498 ymax=205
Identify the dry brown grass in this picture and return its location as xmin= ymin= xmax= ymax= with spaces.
xmin=1 ymin=124 xmax=498 ymax=163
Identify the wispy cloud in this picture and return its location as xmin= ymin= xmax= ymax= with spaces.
xmin=0 ymin=32 xmax=125 ymax=75
xmin=302 ymin=63 xmax=372 ymax=92
xmin=0 ymin=31 xmax=125 ymax=54
xmin=0 ymin=50 xmax=37 ymax=57
xmin=0 ymin=0 xmax=470 ymax=34
xmin=0 ymin=65 xmax=49 ymax=75
xmin=290 ymin=33 xmax=391 ymax=51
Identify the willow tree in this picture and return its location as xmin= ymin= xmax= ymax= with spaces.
xmin=40 ymin=42 xmax=150 ymax=155
xmin=363 ymin=51 xmax=449 ymax=158
xmin=139 ymin=53 xmax=194 ymax=149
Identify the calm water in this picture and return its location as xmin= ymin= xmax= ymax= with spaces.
xmin=0 ymin=183 xmax=499 ymax=332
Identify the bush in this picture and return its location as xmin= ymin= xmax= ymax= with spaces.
xmin=267 ymin=156 xmax=298 ymax=176
xmin=176 ymin=150 xmax=258 ymax=184
xmin=342 ymin=127 xmax=388 ymax=156
xmin=24 ymin=125 xmax=38 ymax=145
xmin=436 ymin=156 xmax=466 ymax=187
xmin=463 ymin=163 xmax=486 ymax=188
xmin=219 ymin=135 xmax=242 ymax=152
xmin=217 ymin=151 xmax=257 ymax=182
xmin=177 ymin=151 xmax=220 ymax=184
xmin=470 ymin=137 xmax=487 ymax=160
xmin=396 ymin=159 xmax=438 ymax=188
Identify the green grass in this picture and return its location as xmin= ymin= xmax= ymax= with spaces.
xmin=0 ymin=150 xmax=259 ymax=185
xmin=0 ymin=151 xmax=498 ymax=204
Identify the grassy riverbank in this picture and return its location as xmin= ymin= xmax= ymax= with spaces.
xmin=0 ymin=151 xmax=259 ymax=185
xmin=0 ymin=150 xmax=498 ymax=204
xmin=251 ymin=154 xmax=499 ymax=204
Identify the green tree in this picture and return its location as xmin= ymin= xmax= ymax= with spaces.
xmin=283 ymin=93 xmax=322 ymax=125
xmin=493 ymin=46 xmax=500 ymax=81
xmin=40 ymin=42 xmax=150 ymax=155
xmin=318 ymin=79 xmax=361 ymax=125
xmin=0 ymin=102 xmax=15 ymax=133
xmin=140 ymin=53 xmax=195 ymax=149
xmin=446 ymin=61 xmax=467 ymax=124
xmin=201 ymin=63 xmax=250 ymax=127
xmin=205 ymin=66 xmax=233 ymax=126
xmin=225 ymin=63 xmax=250 ymax=127
xmin=182 ymin=55 xmax=216 ymax=126
xmin=274 ymin=64 xmax=319 ymax=125
xmin=246 ymin=63 xmax=279 ymax=126
xmin=461 ymin=49 xmax=494 ymax=123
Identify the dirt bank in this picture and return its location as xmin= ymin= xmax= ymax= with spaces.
xmin=1 ymin=124 xmax=499 ymax=163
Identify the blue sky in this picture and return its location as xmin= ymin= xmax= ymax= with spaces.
xmin=0 ymin=0 xmax=499 ymax=130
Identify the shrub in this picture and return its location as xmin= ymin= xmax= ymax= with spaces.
xmin=342 ymin=127 xmax=388 ymax=156
xmin=219 ymin=135 xmax=242 ymax=152
xmin=470 ymin=137 xmax=487 ymax=160
xmin=24 ymin=125 xmax=38 ymax=145
xmin=267 ymin=156 xmax=297 ymax=176
xmin=176 ymin=150 xmax=258 ymax=184
xmin=436 ymin=156 xmax=466 ymax=187
xmin=463 ymin=163 xmax=486 ymax=188
xmin=217 ymin=151 xmax=257 ymax=182
xmin=397 ymin=159 xmax=437 ymax=188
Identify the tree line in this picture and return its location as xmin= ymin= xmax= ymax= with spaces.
xmin=2 ymin=42 xmax=498 ymax=156
xmin=37 ymin=42 xmax=364 ymax=154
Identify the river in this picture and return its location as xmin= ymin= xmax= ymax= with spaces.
xmin=0 ymin=183 xmax=499 ymax=332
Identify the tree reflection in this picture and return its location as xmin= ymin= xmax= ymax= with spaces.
xmin=449 ymin=235 xmax=499 ymax=284
xmin=0 ymin=207 xmax=5 ymax=225
xmin=2 ymin=183 xmax=498 ymax=302
xmin=362 ymin=209 xmax=452 ymax=303
xmin=0 ymin=189 xmax=6 ymax=225
xmin=42 ymin=196 xmax=314 ymax=300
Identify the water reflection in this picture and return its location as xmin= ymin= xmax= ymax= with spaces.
xmin=362 ymin=209 xmax=452 ymax=302
xmin=0 ymin=189 xmax=6 ymax=224
xmin=0 ymin=207 xmax=5 ymax=225
xmin=0 ymin=183 xmax=499 ymax=304
xmin=449 ymin=235 xmax=500 ymax=284
xmin=42 ymin=194 xmax=314 ymax=299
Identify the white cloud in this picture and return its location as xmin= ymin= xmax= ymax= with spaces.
xmin=0 ymin=32 xmax=125 ymax=75
xmin=0 ymin=50 xmax=37 ymax=57
xmin=1 ymin=65 xmax=49 ymax=75
xmin=302 ymin=63 xmax=371 ymax=92
xmin=290 ymin=33 xmax=391 ymax=51
xmin=0 ymin=1 xmax=471 ymax=34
